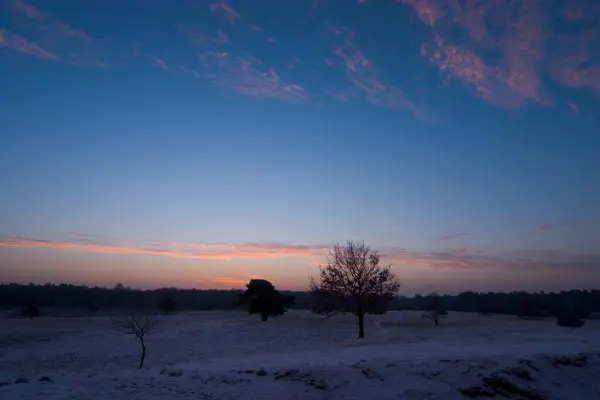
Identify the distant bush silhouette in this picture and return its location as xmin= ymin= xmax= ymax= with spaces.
xmin=158 ymin=297 xmax=175 ymax=314
xmin=425 ymin=293 xmax=445 ymax=326
xmin=21 ymin=305 xmax=40 ymax=318
xmin=556 ymin=313 xmax=585 ymax=328
xmin=238 ymin=279 xmax=294 ymax=321
xmin=86 ymin=298 xmax=99 ymax=313
xmin=309 ymin=241 xmax=400 ymax=338
xmin=517 ymin=297 xmax=539 ymax=319
xmin=112 ymin=313 xmax=160 ymax=368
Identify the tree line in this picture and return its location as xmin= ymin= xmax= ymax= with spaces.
xmin=2 ymin=282 xmax=597 ymax=319
xmin=1 ymin=242 xmax=598 ymax=326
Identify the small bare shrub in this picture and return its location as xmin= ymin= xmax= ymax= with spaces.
xmin=111 ymin=313 xmax=159 ymax=368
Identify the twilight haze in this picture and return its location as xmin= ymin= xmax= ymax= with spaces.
xmin=1 ymin=0 xmax=599 ymax=295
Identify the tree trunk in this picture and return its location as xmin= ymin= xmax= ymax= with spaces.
xmin=433 ymin=314 xmax=439 ymax=326
xmin=261 ymin=310 xmax=269 ymax=322
xmin=139 ymin=340 xmax=146 ymax=369
xmin=357 ymin=302 xmax=365 ymax=339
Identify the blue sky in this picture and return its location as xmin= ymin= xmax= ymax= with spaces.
xmin=1 ymin=0 xmax=599 ymax=294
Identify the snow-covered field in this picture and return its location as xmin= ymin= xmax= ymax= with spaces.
xmin=1 ymin=310 xmax=599 ymax=399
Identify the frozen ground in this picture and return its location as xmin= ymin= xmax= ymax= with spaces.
xmin=1 ymin=310 xmax=599 ymax=399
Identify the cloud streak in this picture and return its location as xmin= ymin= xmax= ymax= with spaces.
xmin=536 ymin=220 xmax=591 ymax=232
xmin=0 ymin=28 xmax=58 ymax=59
xmin=149 ymin=55 xmax=168 ymax=70
xmin=210 ymin=2 xmax=242 ymax=24
xmin=2 ymin=237 xmax=598 ymax=274
xmin=436 ymin=232 xmax=468 ymax=240
xmin=200 ymin=52 xmax=306 ymax=100
xmin=329 ymin=28 xmax=424 ymax=117
xmin=0 ymin=237 xmax=328 ymax=261
xmin=10 ymin=0 xmax=92 ymax=41
xmin=400 ymin=0 xmax=600 ymax=107
xmin=385 ymin=247 xmax=600 ymax=273
xmin=3 ymin=0 xmax=112 ymax=67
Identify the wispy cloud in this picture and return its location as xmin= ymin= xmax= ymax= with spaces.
xmin=400 ymin=0 xmax=600 ymax=107
xmin=10 ymin=0 xmax=92 ymax=42
xmin=186 ymin=29 xmax=230 ymax=46
xmin=536 ymin=220 xmax=591 ymax=232
xmin=3 ymin=236 xmax=598 ymax=274
xmin=210 ymin=1 xmax=242 ymax=24
xmin=329 ymin=28 xmax=424 ymax=117
xmin=214 ymin=277 xmax=250 ymax=284
xmin=0 ymin=28 xmax=58 ymax=59
xmin=385 ymin=247 xmax=600 ymax=273
xmin=149 ymin=55 xmax=169 ymax=70
xmin=3 ymin=0 xmax=112 ymax=67
xmin=436 ymin=232 xmax=468 ymax=240
xmin=200 ymin=52 xmax=307 ymax=100
xmin=0 ymin=237 xmax=328 ymax=260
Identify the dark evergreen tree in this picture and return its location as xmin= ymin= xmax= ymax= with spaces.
xmin=158 ymin=297 xmax=176 ymax=314
xmin=425 ymin=293 xmax=445 ymax=326
xmin=238 ymin=279 xmax=294 ymax=321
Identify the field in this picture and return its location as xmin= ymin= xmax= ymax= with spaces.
xmin=1 ymin=310 xmax=599 ymax=399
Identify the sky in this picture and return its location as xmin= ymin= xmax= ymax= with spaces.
xmin=1 ymin=0 xmax=599 ymax=295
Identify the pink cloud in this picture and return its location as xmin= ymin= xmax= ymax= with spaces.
xmin=0 ymin=28 xmax=58 ymax=60
xmin=188 ymin=30 xmax=230 ymax=46
xmin=324 ymin=57 xmax=334 ymax=66
xmin=248 ymin=25 xmax=262 ymax=31
xmin=536 ymin=220 xmax=591 ymax=232
xmin=210 ymin=1 xmax=242 ymax=24
xmin=0 ymin=237 xmax=328 ymax=260
xmin=567 ymin=101 xmax=579 ymax=114
xmin=214 ymin=277 xmax=252 ymax=284
xmin=331 ymin=29 xmax=422 ymax=116
xmin=447 ymin=248 xmax=468 ymax=256
xmin=201 ymin=52 xmax=306 ymax=100
xmin=149 ymin=55 xmax=168 ymax=70
xmin=400 ymin=0 xmax=581 ymax=108
xmin=3 ymin=236 xmax=598 ymax=274
xmin=10 ymin=0 xmax=92 ymax=42
xmin=436 ymin=232 xmax=468 ymax=240
xmin=384 ymin=247 xmax=600 ymax=273
xmin=289 ymin=56 xmax=303 ymax=68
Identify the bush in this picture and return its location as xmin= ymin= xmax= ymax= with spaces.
xmin=158 ymin=297 xmax=175 ymax=314
xmin=556 ymin=313 xmax=585 ymax=328
xmin=21 ymin=305 xmax=40 ymax=318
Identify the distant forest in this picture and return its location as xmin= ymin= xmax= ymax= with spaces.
xmin=1 ymin=283 xmax=599 ymax=318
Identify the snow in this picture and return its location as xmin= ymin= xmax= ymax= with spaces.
xmin=1 ymin=310 xmax=599 ymax=399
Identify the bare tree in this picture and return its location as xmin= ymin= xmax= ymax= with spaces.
xmin=310 ymin=241 xmax=401 ymax=338
xmin=112 ymin=313 xmax=159 ymax=368
xmin=425 ymin=293 xmax=445 ymax=326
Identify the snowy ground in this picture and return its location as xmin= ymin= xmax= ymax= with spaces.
xmin=1 ymin=310 xmax=599 ymax=399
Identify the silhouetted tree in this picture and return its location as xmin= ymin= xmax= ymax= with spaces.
xmin=86 ymin=298 xmax=99 ymax=313
xmin=238 ymin=279 xmax=294 ymax=321
xmin=112 ymin=313 xmax=159 ymax=368
xmin=158 ymin=297 xmax=175 ymax=314
xmin=425 ymin=293 xmax=445 ymax=326
xmin=310 ymin=241 xmax=401 ymax=338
